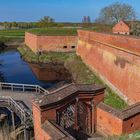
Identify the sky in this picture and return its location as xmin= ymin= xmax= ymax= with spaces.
xmin=0 ymin=0 xmax=140 ymax=22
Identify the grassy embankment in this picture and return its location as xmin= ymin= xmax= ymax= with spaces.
xmin=18 ymin=45 xmax=127 ymax=110
xmin=0 ymin=29 xmax=26 ymax=40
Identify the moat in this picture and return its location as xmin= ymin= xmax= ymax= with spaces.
xmin=0 ymin=49 xmax=72 ymax=88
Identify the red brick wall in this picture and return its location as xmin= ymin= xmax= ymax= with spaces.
xmin=25 ymin=32 xmax=38 ymax=52
xmin=112 ymin=21 xmax=130 ymax=35
xmin=96 ymin=106 xmax=123 ymax=136
xmin=32 ymin=104 xmax=50 ymax=140
xmin=123 ymin=114 xmax=140 ymax=134
xmin=77 ymin=30 xmax=140 ymax=104
xmin=32 ymin=103 xmax=56 ymax=140
xmin=25 ymin=32 xmax=78 ymax=53
xmin=96 ymin=103 xmax=140 ymax=136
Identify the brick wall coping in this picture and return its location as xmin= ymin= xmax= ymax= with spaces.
xmin=98 ymin=102 xmax=140 ymax=120
xmin=41 ymin=120 xmax=76 ymax=140
xmin=33 ymin=83 xmax=105 ymax=108
xmin=79 ymin=29 xmax=140 ymax=39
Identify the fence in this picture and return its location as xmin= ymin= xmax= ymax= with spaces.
xmin=0 ymin=82 xmax=49 ymax=94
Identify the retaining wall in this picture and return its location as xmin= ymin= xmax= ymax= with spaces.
xmin=77 ymin=30 xmax=140 ymax=104
xmin=25 ymin=32 xmax=78 ymax=53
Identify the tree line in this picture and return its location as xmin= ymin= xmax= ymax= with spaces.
xmin=0 ymin=2 xmax=139 ymax=30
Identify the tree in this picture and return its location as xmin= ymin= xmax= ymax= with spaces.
xmin=82 ymin=16 xmax=91 ymax=27
xmin=38 ymin=16 xmax=55 ymax=27
xmin=82 ymin=16 xmax=91 ymax=24
xmin=96 ymin=2 xmax=136 ymax=24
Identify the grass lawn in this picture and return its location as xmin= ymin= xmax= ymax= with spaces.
xmin=28 ymin=28 xmax=77 ymax=36
xmin=0 ymin=29 xmax=26 ymax=38
xmin=18 ymin=45 xmax=127 ymax=110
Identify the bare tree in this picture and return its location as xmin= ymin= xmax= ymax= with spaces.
xmin=38 ymin=16 xmax=55 ymax=27
xmin=96 ymin=2 xmax=136 ymax=24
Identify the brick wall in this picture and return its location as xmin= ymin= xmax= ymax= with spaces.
xmin=96 ymin=102 xmax=140 ymax=136
xmin=32 ymin=104 xmax=50 ymax=140
xmin=77 ymin=30 xmax=140 ymax=104
xmin=25 ymin=32 xmax=38 ymax=52
xmin=25 ymin=32 xmax=78 ymax=53
xmin=97 ymin=104 xmax=123 ymax=136
xmin=112 ymin=21 xmax=130 ymax=35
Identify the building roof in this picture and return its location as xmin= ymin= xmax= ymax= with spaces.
xmin=116 ymin=20 xmax=140 ymax=28
xmin=33 ymin=83 xmax=105 ymax=108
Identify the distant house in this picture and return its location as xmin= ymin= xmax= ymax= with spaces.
xmin=112 ymin=20 xmax=130 ymax=35
xmin=113 ymin=20 xmax=140 ymax=36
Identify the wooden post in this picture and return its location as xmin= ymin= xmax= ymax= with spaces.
xmin=23 ymin=85 xmax=25 ymax=92
xmin=36 ymin=86 xmax=38 ymax=93
xmin=11 ymin=84 xmax=13 ymax=91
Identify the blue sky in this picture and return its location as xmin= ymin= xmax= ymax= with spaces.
xmin=0 ymin=0 xmax=140 ymax=22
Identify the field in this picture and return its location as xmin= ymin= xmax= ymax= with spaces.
xmin=0 ymin=29 xmax=26 ymax=38
xmin=0 ymin=24 xmax=112 ymax=40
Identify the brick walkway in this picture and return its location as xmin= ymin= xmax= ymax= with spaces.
xmin=0 ymin=91 xmax=40 ymax=109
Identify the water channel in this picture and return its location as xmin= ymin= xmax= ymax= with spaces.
xmin=0 ymin=49 xmax=72 ymax=89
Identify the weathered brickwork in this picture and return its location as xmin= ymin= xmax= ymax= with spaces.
xmin=97 ymin=105 xmax=123 ymax=136
xmin=97 ymin=102 xmax=140 ymax=136
xmin=25 ymin=32 xmax=78 ymax=53
xmin=77 ymin=30 xmax=140 ymax=104
xmin=113 ymin=21 xmax=130 ymax=35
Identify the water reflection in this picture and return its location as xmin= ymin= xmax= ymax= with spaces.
xmin=0 ymin=50 xmax=72 ymax=89
xmin=29 ymin=63 xmax=72 ymax=82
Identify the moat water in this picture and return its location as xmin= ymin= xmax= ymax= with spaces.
xmin=0 ymin=49 xmax=72 ymax=89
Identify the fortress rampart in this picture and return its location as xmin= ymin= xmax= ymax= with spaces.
xmin=77 ymin=30 xmax=140 ymax=104
xmin=25 ymin=32 xmax=78 ymax=53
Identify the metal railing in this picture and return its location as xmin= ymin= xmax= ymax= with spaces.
xmin=0 ymin=96 xmax=33 ymax=140
xmin=0 ymin=96 xmax=32 ymax=123
xmin=0 ymin=82 xmax=49 ymax=95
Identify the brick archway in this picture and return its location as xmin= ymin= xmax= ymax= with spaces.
xmin=56 ymin=98 xmax=95 ymax=137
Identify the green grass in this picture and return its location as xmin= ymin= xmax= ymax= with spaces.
xmin=106 ymin=131 xmax=140 ymax=140
xmin=18 ymin=45 xmax=128 ymax=109
xmin=104 ymin=87 xmax=127 ymax=109
xmin=0 ymin=29 xmax=27 ymax=38
xmin=28 ymin=28 xmax=77 ymax=36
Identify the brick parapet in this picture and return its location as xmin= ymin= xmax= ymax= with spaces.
xmin=97 ymin=102 xmax=140 ymax=136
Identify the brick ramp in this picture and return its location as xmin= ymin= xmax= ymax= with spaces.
xmin=0 ymin=91 xmax=41 ymax=109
